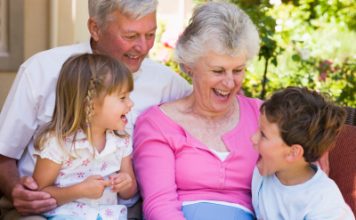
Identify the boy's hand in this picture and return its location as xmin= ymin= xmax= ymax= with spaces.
xmin=80 ymin=175 xmax=110 ymax=199
xmin=109 ymin=172 xmax=134 ymax=193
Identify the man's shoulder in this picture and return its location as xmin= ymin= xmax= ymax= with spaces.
xmin=23 ymin=42 xmax=91 ymax=67
xmin=141 ymin=58 xmax=177 ymax=76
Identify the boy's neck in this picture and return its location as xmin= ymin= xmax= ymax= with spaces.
xmin=276 ymin=163 xmax=315 ymax=186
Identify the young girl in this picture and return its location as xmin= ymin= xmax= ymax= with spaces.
xmin=32 ymin=53 xmax=137 ymax=220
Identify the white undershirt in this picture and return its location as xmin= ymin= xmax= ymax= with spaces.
xmin=210 ymin=149 xmax=230 ymax=161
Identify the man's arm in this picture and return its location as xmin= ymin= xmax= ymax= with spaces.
xmin=0 ymin=155 xmax=57 ymax=215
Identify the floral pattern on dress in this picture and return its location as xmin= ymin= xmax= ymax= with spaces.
xmin=36 ymin=130 xmax=132 ymax=219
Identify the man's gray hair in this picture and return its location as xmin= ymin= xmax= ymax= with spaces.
xmin=175 ymin=1 xmax=260 ymax=72
xmin=88 ymin=0 xmax=158 ymax=27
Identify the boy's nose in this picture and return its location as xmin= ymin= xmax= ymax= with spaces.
xmin=251 ymin=132 xmax=260 ymax=146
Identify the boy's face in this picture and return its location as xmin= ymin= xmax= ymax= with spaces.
xmin=251 ymin=113 xmax=291 ymax=176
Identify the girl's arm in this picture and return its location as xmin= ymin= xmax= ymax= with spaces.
xmin=33 ymin=157 xmax=109 ymax=205
xmin=109 ymin=155 xmax=137 ymax=199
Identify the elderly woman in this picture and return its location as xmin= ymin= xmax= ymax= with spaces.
xmin=133 ymin=2 xmax=261 ymax=220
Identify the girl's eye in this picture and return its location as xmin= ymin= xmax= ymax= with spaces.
xmin=120 ymin=95 xmax=128 ymax=100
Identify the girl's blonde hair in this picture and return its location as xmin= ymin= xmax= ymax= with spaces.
xmin=35 ymin=53 xmax=133 ymax=154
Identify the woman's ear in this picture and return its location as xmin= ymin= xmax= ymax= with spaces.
xmin=88 ymin=18 xmax=100 ymax=41
xmin=286 ymin=144 xmax=304 ymax=162
xmin=182 ymin=64 xmax=193 ymax=76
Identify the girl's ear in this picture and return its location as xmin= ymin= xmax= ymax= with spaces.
xmin=88 ymin=18 xmax=100 ymax=41
xmin=286 ymin=144 xmax=304 ymax=162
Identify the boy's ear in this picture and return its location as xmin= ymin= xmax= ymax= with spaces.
xmin=286 ymin=144 xmax=304 ymax=162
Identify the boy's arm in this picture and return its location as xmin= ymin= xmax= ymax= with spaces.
xmin=33 ymin=157 xmax=109 ymax=205
xmin=110 ymin=155 xmax=137 ymax=199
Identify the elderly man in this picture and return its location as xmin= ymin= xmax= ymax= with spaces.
xmin=0 ymin=0 xmax=191 ymax=219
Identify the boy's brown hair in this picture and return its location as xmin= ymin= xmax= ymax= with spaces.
xmin=261 ymin=87 xmax=346 ymax=163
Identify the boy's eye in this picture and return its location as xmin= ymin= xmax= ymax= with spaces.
xmin=260 ymin=131 xmax=266 ymax=138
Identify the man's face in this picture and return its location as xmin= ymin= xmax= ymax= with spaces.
xmin=91 ymin=10 xmax=157 ymax=73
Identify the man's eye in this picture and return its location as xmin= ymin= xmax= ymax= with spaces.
xmin=125 ymin=35 xmax=136 ymax=40
xmin=146 ymin=33 xmax=155 ymax=39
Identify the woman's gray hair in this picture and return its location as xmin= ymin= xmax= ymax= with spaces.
xmin=175 ymin=1 xmax=260 ymax=71
xmin=88 ymin=0 xmax=158 ymax=28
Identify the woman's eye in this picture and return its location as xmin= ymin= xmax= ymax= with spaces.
xmin=233 ymin=69 xmax=244 ymax=74
xmin=213 ymin=70 xmax=224 ymax=74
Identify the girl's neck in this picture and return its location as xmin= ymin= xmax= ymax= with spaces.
xmin=276 ymin=163 xmax=315 ymax=186
xmin=90 ymin=127 xmax=106 ymax=153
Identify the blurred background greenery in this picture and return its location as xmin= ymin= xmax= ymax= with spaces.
xmin=151 ymin=0 xmax=356 ymax=107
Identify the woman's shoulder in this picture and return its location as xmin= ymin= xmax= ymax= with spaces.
xmin=136 ymin=98 xmax=188 ymax=129
xmin=238 ymin=95 xmax=263 ymax=105
xmin=237 ymin=95 xmax=263 ymax=111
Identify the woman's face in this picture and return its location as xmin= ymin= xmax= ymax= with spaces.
xmin=188 ymin=50 xmax=246 ymax=114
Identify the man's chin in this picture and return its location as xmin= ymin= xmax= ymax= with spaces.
xmin=127 ymin=63 xmax=141 ymax=73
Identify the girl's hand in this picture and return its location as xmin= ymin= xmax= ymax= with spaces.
xmin=80 ymin=175 xmax=110 ymax=199
xmin=109 ymin=172 xmax=134 ymax=194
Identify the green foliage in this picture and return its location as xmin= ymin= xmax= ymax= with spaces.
xmin=152 ymin=0 xmax=356 ymax=107
xmin=240 ymin=0 xmax=356 ymax=106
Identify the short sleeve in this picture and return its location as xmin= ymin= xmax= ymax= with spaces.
xmin=123 ymin=137 xmax=133 ymax=157
xmin=34 ymin=136 xmax=67 ymax=164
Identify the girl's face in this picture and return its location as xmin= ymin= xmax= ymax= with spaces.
xmin=251 ymin=113 xmax=290 ymax=176
xmin=188 ymin=51 xmax=246 ymax=114
xmin=91 ymin=87 xmax=133 ymax=133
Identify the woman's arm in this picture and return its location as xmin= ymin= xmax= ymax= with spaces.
xmin=33 ymin=157 xmax=109 ymax=205
xmin=133 ymin=112 xmax=186 ymax=220
xmin=109 ymin=155 xmax=137 ymax=199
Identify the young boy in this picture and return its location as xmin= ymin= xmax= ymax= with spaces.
xmin=251 ymin=87 xmax=355 ymax=220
